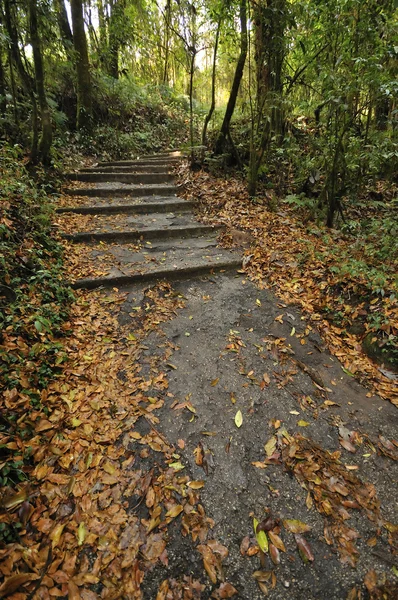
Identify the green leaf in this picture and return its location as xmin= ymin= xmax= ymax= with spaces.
xmin=253 ymin=518 xmax=269 ymax=553
xmin=169 ymin=461 xmax=185 ymax=471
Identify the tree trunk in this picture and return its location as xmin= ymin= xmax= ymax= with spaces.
xmin=70 ymin=0 xmax=92 ymax=130
xmin=202 ymin=18 xmax=221 ymax=152
xmin=189 ymin=50 xmax=196 ymax=164
xmin=55 ymin=0 xmax=73 ymax=56
xmin=29 ymin=0 xmax=52 ymax=164
xmin=214 ymin=0 xmax=247 ymax=155
xmin=108 ymin=0 xmax=125 ymax=79
xmin=0 ymin=41 xmax=6 ymax=116
xmin=253 ymin=0 xmax=286 ymax=139
xmin=8 ymin=50 xmax=18 ymax=126
xmin=4 ymin=0 xmax=39 ymax=161
xmin=163 ymin=0 xmax=171 ymax=85
xmin=97 ymin=0 xmax=108 ymax=67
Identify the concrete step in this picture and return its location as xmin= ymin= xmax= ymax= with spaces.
xmin=97 ymin=157 xmax=182 ymax=168
xmin=65 ymin=184 xmax=178 ymax=198
xmin=141 ymin=151 xmax=182 ymax=158
xmin=73 ymin=258 xmax=241 ymax=289
xmin=80 ymin=165 xmax=171 ymax=173
xmin=62 ymin=224 xmax=219 ymax=244
xmin=69 ymin=237 xmax=240 ymax=289
xmin=66 ymin=172 xmax=174 ymax=184
xmin=56 ymin=198 xmax=196 ymax=215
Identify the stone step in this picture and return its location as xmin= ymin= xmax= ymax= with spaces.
xmin=73 ymin=258 xmax=241 ymax=290
xmin=97 ymin=157 xmax=182 ymax=167
xmin=80 ymin=165 xmax=171 ymax=173
xmin=56 ymin=198 xmax=196 ymax=215
xmin=141 ymin=151 xmax=182 ymax=158
xmin=62 ymin=224 xmax=219 ymax=244
xmin=65 ymin=184 xmax=178 ymax=198
xmin=69 ymin=237 xmax=240 ymax=289
xmin=66 ymin=172 xmax=174 ymax=184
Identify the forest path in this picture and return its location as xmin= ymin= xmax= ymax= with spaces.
xmin=58 ymin=152 xmax=241 ymax=290
xmin=54 ymin=156 xmax=398 ymax=599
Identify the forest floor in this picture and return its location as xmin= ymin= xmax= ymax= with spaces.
xmin=1 ymin=156 xmax=397 ymax=600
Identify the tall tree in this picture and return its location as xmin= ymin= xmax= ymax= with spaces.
xmin=55 ymin=0 xmax=74 ymax=56
xmin=202 ymin=16 xmax=221 ymax=150
xmin=3 ymin=0 xmax=39 ymax=161
xmin=247 ymin=0 xmax=287 ymax=195
xmin=70 ymin=0 xmax=92 ymax=130
xmin=29 ymin=0 xmax=52 ymax=163
xmin=215 ymin=0 xmax=248 ymax=155
xmin=0 ymin=37 xmax=6 ymax=117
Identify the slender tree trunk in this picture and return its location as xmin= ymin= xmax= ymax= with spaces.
xmin=8 ymin=50 xmax=18 ymax=125
xmin=215 ymin=0 xmax=247 ymax=155
xmin=163 ymin=0 xmax=171 ymax=84
xmin=189 ymin=50 xmax=196 ymax=164
xmin=29 ymin=0 xmax=52 ymax=163
xmin=55 ymin=0 xmax=73 ymax=56
xmin=4 ymin=0 xmax=39 ymax=161
xmin=108 ymin=0 xmax=125 ymax=79
xmin=202 ymin=18 xmax=221 ymax=152
xmin=70 ymin=0 xmax=92 ymax=130
xmin=97 ymin=0 xmax=108 ymax=67
xmin=0 ymin=42 xmax=6 ymax=116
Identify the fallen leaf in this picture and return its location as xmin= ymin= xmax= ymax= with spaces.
xmin=0 ymin=573 xmax=40 ymax=597
xmin=235 ymin=410 xmax=243 ymax=428
xmin=294 ymin=533 xmax=314 ymax=562
xmin=187 ymin=480 xmax=205 ymax=489
xmin=283 ymin=519 xmax=311 ymax=534
xmin=253 ymin=518 xmax=269 ymax=553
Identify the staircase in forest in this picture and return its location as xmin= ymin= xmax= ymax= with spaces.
xmin=58 ymin=152 xmax=241 ymax=289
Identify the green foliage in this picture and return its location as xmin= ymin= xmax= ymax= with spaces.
xmin=72 ymin=77 xmax=191 ymax=159
xmin=0 ymin=141 xmax=73 ymax=393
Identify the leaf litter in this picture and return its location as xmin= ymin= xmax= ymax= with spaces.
xmin=0 ymin=282 xmax=227 ymax=598
xmin=177 ymin=163 xmax=398 ymax=406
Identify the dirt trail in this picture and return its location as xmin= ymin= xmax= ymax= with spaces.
xmin=49 ymin=155 xmax=398 ymax=598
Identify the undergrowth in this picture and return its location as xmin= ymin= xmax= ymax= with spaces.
xmin=0 ymin=142 xmax=73 ymax=501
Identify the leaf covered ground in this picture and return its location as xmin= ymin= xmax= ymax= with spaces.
xmin=177 ymin=164 xmax=398 ymax=406
xmin=1 ymin=159 xmax=398 ymax=599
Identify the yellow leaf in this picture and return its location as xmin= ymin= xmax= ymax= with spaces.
xmin=50 ymin=523 xmax=65 ymax=548
xmin=235 ymin=410 xmax=243 ymax=428
xmin=165 ymin=505 xmax=184 ymax=519
xmin=77 ymin=522 xmax=87 ymax=546
xmin=211 ymin=378 xmax=219 ymax=386
xmin=187 ymin=480 xmax=205 ymax=489
xmin=264 ymin=436 xmax=277 ymax=457
xmin=283 ymin=519 xmax=311 ymax=534
xmin=103 ymin=462 xmax=116 ymax=475
xmin=297 ymin=420 xmax=310 ymax=427
xmin=3 ymin=489 xmax=27 ymax=509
